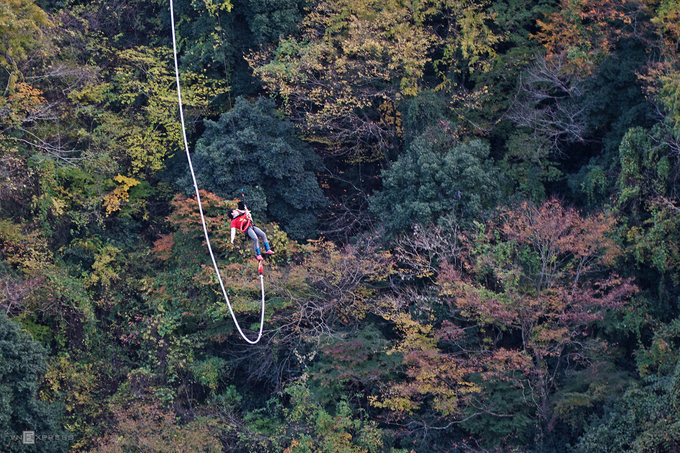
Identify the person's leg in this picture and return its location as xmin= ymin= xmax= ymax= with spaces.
xmin=246 ymin=227 xmax=260 ymax=256
xmin=252 ymin=226 xmax=274 ymax=253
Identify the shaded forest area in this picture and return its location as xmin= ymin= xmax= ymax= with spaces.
xmin=1 ymin=0 xmax=680 ymax=451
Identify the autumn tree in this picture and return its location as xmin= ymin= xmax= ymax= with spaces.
xmin=533 ymin=0 xmax=645 ymax=76
xmin=366 ymin=199 xmax=636 ymax=450
xmin=444 ymin=199 xmax=636 ymax=446
xmin=92 ymin=401 xmax=221 ymax=453
xmin=247 ymin=0 xmax=435 ymax=161
xmin=368 ymin=307 xmax=479 ymax=425
xmin=0 ymin=0 xmax=52 ymax=84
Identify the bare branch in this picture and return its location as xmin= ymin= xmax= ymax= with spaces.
xmin=1 ymin=131 xmax=90 ymax=164
xmin=508 ymin=54 xmax=590 ymax=154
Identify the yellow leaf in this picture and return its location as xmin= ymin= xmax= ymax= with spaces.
xmin=102 ymin=174 xmax=141 ymax=216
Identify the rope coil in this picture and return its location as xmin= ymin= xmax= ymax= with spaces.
xmin=169 ymin=0 xmax=265 ymax=344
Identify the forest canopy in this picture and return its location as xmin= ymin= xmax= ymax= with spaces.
xmin=1 ymin=0 xmax=679 ymax=451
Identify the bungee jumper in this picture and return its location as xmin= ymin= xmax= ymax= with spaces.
xmin=229 ymin=206 xmax=275 ymax=261
xmin=169 ymin=0 xmax=266 ymax=344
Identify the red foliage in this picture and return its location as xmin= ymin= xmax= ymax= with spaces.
xmin=165 ymin=191 xmax=236 ymax=255
xmin=437 ymin=199 xmax=637 ymax=423
xmin=167 ymin=191 xmax=231 ymax=235
xmin=151 ymin=234 xmax=174 ymax=260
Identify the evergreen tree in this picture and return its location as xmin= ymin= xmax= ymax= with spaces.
xmin=0 ymin=313 xmax=68 ymax=453
xmin=177 ymin=96 xmax=327 ymax=240
xmin=370 ymin=125 xmax=504 ymax=236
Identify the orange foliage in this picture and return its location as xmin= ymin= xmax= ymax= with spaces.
xmin=166 ymin=191 xmax=234 ymax=254
xmin=92 ymin=401 xmax=221 ymax=453
xmin=168 ymin=191 xmax=231 ymax=235
xmin=437 ymin=199 xmax=638 ymax=422
xmin=370 ymin=311 xmax=478 ymax=418
xmin=501 ymin=198 xmax=622 ymax=291
xmin=152 ymin=234 xmax=174 ymax=261
xmin=534 ymin=0 xmax=644 ymax=75
xmin=2 ymin=82 xmax=47 ymax=125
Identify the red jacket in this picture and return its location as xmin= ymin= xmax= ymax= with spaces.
xmin=230 ymin=215 xmax=252 ymax=232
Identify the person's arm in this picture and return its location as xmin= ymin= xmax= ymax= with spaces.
xmin=231 ymin=227 xmax=236 ymax=244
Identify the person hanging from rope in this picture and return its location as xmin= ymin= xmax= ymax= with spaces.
xmin=229 ymin=206 xmax=274 ymax=261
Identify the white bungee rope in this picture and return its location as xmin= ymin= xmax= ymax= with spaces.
xmin=169 ymin=0 xmax=265 ymax=344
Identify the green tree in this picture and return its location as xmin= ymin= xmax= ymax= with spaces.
xmin=501 ymin=131 xmax=563 ymax=203
xmin=400 ymin=90 xmax=450 ymax=148
xmin=234 ymin=0 xmax=305 ymax=45
xmin=577 ymin=319 xmax=680 ymax=453
xmin=0 ymin=313 xmax=68 ymax=453
xmin=177 ymin=96 xmax=327 ymax=240
xmin=370 ymin=126 xmax=504 ymax=236
xmin=640 ymin=60 xmax=680 ymax=163
xmin=231 ymin=377 xmax=403 ymax=453
xmin=615 ymin=126 xmax=680 ymax=308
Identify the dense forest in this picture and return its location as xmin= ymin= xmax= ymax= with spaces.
xmin=1 ymin=0 xmax=679 ymax=451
